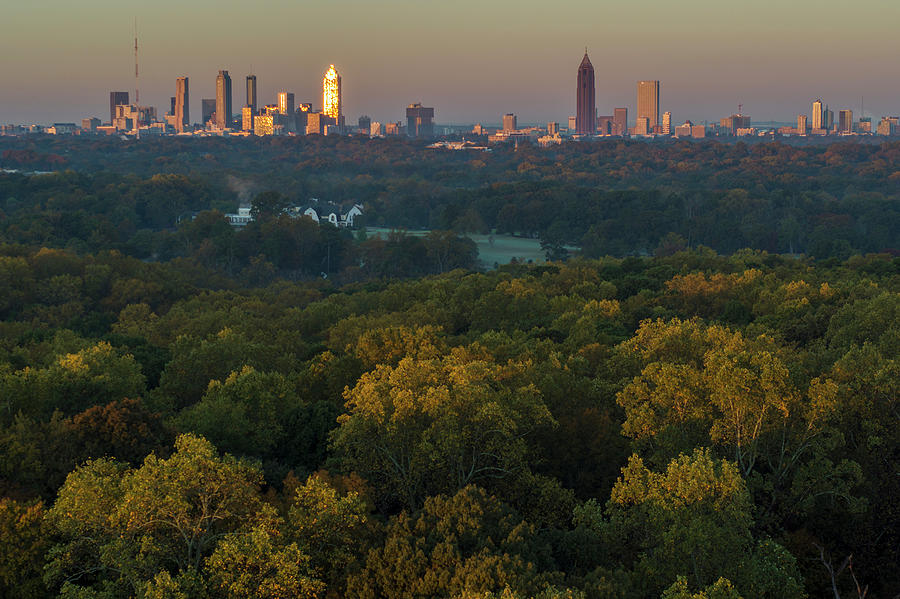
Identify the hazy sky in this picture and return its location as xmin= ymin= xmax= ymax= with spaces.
xmin=2 ymin=0 xmax=899 ymax=126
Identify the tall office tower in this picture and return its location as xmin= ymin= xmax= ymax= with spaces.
xmin=797 ymin=114 xmax=808 ymax=135
xmin=406 ymin=103 xmax=435 ymax=138
xmin=277 ymin=92 xmax=295 ymax=116
xmin=246 ymin=75 xmax=257 ymax=113
xmin=635 ymin=117 xmax=650 ymax=136
xmin=170 ymin=97 xmax=176 ymax=115
xmin=242 ymin=106 xmax=255 ymax=132
xmin=547 ymin=122 xmax=559 ymax=136
xmin=215 ymin=70 xmax=233 ymax=130
xmin=839 ymin=110 xmax=853 ymax=133
xmin=503 ymin=113 xmax=517 ymax=132
xmin=109 ymin=91 xmax=129 ymax=124
xmin=575 ymin=52 xmax=595 ymax=135
xmin=613 ymin=107 xmax=628 ymax=136
xmin=824 ymin=107 xmax=834 ymax=131
xmin=811 ymin=99 xmax=824 ymax=130
xmin=662 ymin=111 xmax=672 ymax=135
xmin=358 ymin=115 xmax=371 ymax=133
xmin=323 ymin=65 xmax=341 ymax=120
xmin=637 ymin=81 xmax=660 ymax=130
xmin=174 ymin=77 xmax=189 ymax=133
xmin=201 ymin=99 xmax=216 ymax=125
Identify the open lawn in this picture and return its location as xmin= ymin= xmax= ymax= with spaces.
xmin=365 ymin=228 xmax=553 ymax=267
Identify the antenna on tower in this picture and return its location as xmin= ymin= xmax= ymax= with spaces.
xmin=134 ymin=17 xmax=140 ymax=138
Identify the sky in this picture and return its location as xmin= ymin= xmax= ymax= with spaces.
xmin=1 ymin=0 xmax=899 ymax=126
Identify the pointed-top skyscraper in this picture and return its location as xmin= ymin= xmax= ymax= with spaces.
xmin=576 ymin=51 xmax=596 ymax=135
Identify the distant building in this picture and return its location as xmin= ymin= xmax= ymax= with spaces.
xmin=597 ymin=115 xmax=613 ymax=135
xmin=306 ymin=111 xmax=335 ymax=135
xmin=109 ymin=91 xmax=129 ymax=124
xmin=797 ymin=114 xmax=808 ymax=135
xmin=323 ymin=65 xmax=341 ymax=121
xmin=811 ymin=99 xmax=824 ymax=131
xmin=637 ymin=80 xmax=660 ymax=130
xmin=81 ymin=117 xmax=100 ymax=131
xmin=246 ymin=75 xmax=257 ymax=113
xmin=370 ymin=121 xmax=384 ymax=136
xmin=406 ymin=103 xmax=434 ymax=138
xmin=720 ymin=114 xmax=751 ymax=135
xmin=877 ymin=117 xmax=896 ymax=136
xmin=691 ymin=124 xmax=706 ymax=138
xmin=242 ymin=106 xmax=255 ymax=132
xmin=502 ymin=113 xmax=517 ymax=132
xmin=47 ymin=123 xmax=77 ymax=135
xmin=358 ymin=115 xmax=371 ymax=134
xmin=613 ymin=108 xmax=628 ymax=136
xmin=662 ymin=111 xmax=672 ymax=135
xmin=175 ymin=77 xmax=189 ymax=133
xmin=824 ymin=108 xmax=834 ymax=132
xmin=254 ymin=114 xmax=275 ymax=136
xmin=385 ymin=122 xmax=403 ymax=136
xmin=277 ymin=92 xmax=294 ymax=116
xmin=839 ymin=109 xmax=853 ymax=134
xmin=201 ymin=99 xmax=216 ymax=126
xmin=215 ymin=70 xmax=232 ymax=130
xmin=299 ymin=201 xmax=364 ymax=228
xmin=547 ymin=122 xmax=559 ymax=136
xmin=576 ymin=52 xmax=596 ymax=135
xmin=567 ymin=116 xmax=577 ymax=131
xmin=858 ymin=117 xmax=872 ymax=134
xmin=225 ymin=206 xmax=253 ymax=227
xmin=674 ymin=120 xmax=693 ymax=137
xmin=634 ymin=117 xmax=651 ymax=136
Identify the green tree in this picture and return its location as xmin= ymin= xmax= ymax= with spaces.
xmin=331 ymin=346 xmax=554 ymax=510
xmin=45 ymin=434 xmax=266 ymax=597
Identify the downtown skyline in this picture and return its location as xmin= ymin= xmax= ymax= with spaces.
xmin=2 ymin=0 xmax=900 ymax=125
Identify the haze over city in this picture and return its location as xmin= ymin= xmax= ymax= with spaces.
xmin=3 ymin=0 xmax=900 ymax=125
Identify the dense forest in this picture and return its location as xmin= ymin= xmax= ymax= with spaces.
xmin=0 ymin=243 xmax=897 ymax=598
xmin=2 ymin=136 xmax=899 ymax=259
xmin=0 ymin=136 xmax=898 ymax=598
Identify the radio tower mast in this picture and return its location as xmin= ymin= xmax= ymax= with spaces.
xmin=134 ymin=18 xmax=140 ymax=137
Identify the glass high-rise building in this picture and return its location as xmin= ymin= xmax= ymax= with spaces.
xmin=637 ymin=81 xmax=660 ymax=130
xmin=174 ymin=77 xmax=189 ymax=133
xmin=406 ymin=103 xmax=434 ymax=138
xmin=811 ymin=99 xmax=824 ymax=130
xmin=323 ymin=65 xmax=341 ymax=120
xmin=215 ymin=70 xmax=232 ymax=130
xmin=246 ymin=75 xmax=257 ymax=113
xmin=277 ymin=92 xmax=295 ymax=116
xmin=576 ymin=52 xmax=595 ymax=135
xmin=109 ymin=91 xmax=129 ymax=125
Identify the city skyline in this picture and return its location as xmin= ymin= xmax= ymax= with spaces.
xmin=2 ymin=0 xmax=900 ymax=125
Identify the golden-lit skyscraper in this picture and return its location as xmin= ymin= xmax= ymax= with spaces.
xmin=174 ymin=77 xmax=189 ymax=133
xmin=323 ymin=65 xmax=341 ymax=120
xmin=637 ymin=80 xmax=660 ymax=130
xmin=662 ymin=111 xmax=671 ymax=135
xmin=812 ymin=99 xmax=824 ymax=130
xmin=277 ymin=92 xmax=295 ymax=116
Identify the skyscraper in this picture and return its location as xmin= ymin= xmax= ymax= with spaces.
xmin=662 ymin=111 xmax=672 ymax=135
xmin=503 ymin=113 xmax=517 ymax=132
xmin=811 ymin=99 xmax=824 ymax=130
xmin=406 ymin=103 xmax=434 ymax=138
xmin=277 ymin=92 xmax=295 ymax=116
xmin=109 ymin=91 xmax=129 ymax=125
xmin=215 ymin=70 xmax=232 ymax=130
xmin=637 ymin=81 xmax=660 ymax=130
xmin=576 ymin=52 xmax=595 ymax=135
xmin=613 ymin=108 xmax=628 ymax=137
xmin=323 ymin=65 xmax=341 ymax=120
xmin=839 ymin=110 xmax=853 ymax=134
xmin=797 ymin=114 xmax=808 ymax=135
xmin=174 ymin=77 xmax=189 ymax=133
xmin=246 ymin=74 xmax=257 ymax=113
